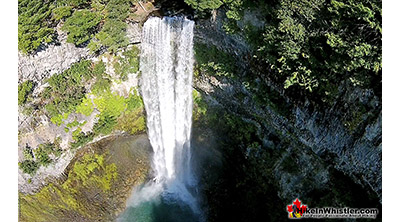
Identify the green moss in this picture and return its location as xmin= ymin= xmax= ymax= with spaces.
xmin=19 ymin=153 xmax=118 ymax=221
xmin=115 ymin=109 xmax=146 ymax=135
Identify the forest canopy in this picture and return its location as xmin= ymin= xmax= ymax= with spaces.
xmin=185 ymin=0 xmax=382 ymax=94
xmin=18 ymin=0 xmax=136 ymax=54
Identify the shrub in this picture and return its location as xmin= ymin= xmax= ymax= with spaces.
xmin=18 ymin=80 xmax=34 ymax=105
xmin=184 ymin=0 xmax=223 ymax=11
xmin=92 ymin=77 xmax=112 ymax=95
xmin=22 ymin=144 xmax=34 ymax=161
xmin=89 ymin=0 xmax=131 ymax=53
xmin=114 ymin=46 xmax=140 ymax=80
xmin=70 ymin=132 xmax=95 ymax=149
xmin=93 ymin=90 xmax=127 ymax=118
xmin=76 ymin=96 xmax=94 ymax=116
xmin=62 ymin=9 xmax=101 ymax=46
xmin=34 ymin=146 xmax=52 ymax=167
xmin=19 ymin=160 xmax=39 ymax=175
xmin=126 ymin=89 xmax=143 ymax=111
xmin=18 ymin=0 xmax=54 ymax=54
xmin=52 ymin=6 xmax=73 ymax=20
xmin=115 ymin=109 xmax=145 ymax=135
xmin=92 ymin=61 xmax=106 ymax=77
xmin=93 ymin=114 xmax=117 ymax=136
xmin=44 ymin=60 xmax=91 ymax=121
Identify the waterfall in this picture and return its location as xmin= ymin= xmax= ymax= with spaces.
xmin=139 ymin=16 xmax=197 ymax=213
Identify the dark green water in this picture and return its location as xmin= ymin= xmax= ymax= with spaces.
xmin=118 ymin=194 xmax=200 ymax=222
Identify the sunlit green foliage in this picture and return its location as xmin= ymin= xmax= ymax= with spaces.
xmin=18 ymin=0 xmax=55 ymax=54
xmin=89 ymin=61 xmax=112 ymax=95
xmin=93 ymin=90 xmax=126 ymax=135
xmin=93 ymin=88 xmax=144 ymax=136
xmin=126 ymin=89 xmax=143 ymax=111
xmin=43 ymin=60 xmax=91 ymax=124
xmin=114 ymin=91 xmax=145 ymax=135
xmin=18 ymin=80 xmax=34 ymax=105
xmin=34 ymin=145 xmax=52 ymax=166
xmin=76 ymin=96 xmax=94 ymax=116
xmin=92 ymin=77 xmax=112 ymax=95
xmin=114 ymin=46 xmax=140 ymax=80
xmin=62 ymin=9 xmax=101 ymax=45
xmin=52 ymin=6 xmax=73 ymax=20
xmin=19 ymin=153 xmax=118 ymax=221
xmin=114 ymin=89 xmax=145 ymax=135
xmin=94 ymin=90 xmax=127 ymax=117
xmin=89 ymin=0 xmax=131 ymax=53
xmin=184 ymin=0 xmax=223 ymax=11
xmin=93 ymin=114 xmax=117 ymax=135
xmin=72 ymin=127 xmax=83 ymax=141
xmin=50 ymin=112 xmax=70 ymax=126
xmin=93 ymin=60 xmax=106 ymax=77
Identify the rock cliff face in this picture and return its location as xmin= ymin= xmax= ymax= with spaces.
xmin=193 ymin=9 xmax=382 ymax=205
xmin=17 ymin=23 xmax=143 ymax=194
xmin=18 ymin=24 xmax=92 ymax=84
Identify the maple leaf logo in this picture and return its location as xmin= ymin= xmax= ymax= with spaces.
xmin=287 ymin=198 xmax=307 ymax=219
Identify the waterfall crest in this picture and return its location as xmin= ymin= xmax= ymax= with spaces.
xmin=139 ymin=16 xmax=197 ymax=213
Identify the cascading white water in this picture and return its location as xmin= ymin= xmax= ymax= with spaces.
xmin=140 ymin=16 xmax=197 ymax=212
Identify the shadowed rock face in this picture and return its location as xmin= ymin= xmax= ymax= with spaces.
xmin=188 ymin=8 xmax=381 ymax=222
xmin=19 ymin=134 xmax=152 ymax=222
xmin=192 ymin=9 xmax=381 ymax=202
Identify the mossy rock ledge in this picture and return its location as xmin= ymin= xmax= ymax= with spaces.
xmin=19 ymin=134 xmax=152 ymax=222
